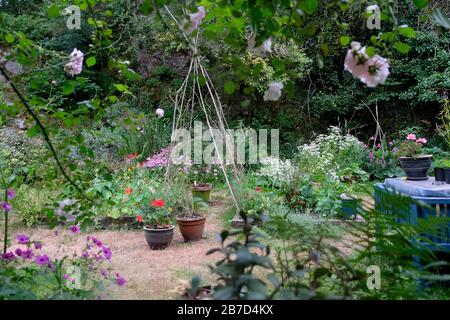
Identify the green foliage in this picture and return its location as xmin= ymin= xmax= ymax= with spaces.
xmin=396 ymin=140 xmax=425 ymax=158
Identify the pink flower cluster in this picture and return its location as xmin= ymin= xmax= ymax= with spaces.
xmin=344 ymin=42 xmax=390 ymax=88
xmin=406 ymin=133 xmax=427 ymax=144
xmin=141 ymin=147 xmax=171 ymax=169
xmin=64 ymin=48 xmax=84 ymax=76
xmin=183 ymin=6 xmax=206 ymax=34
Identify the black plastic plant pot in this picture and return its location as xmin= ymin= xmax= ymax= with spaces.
xmin=398 ymin=155 xmax=432 ymax=181
xmin=444 ymin=168 xmax=450 ymax=184
xmin=435 ymin=167 xmax=446 ymax=182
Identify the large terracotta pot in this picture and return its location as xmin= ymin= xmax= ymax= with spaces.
xmin=176 ymin=215 xmax=206 ymax=242
xmin=144 ymin=225 xmax=175 ymax=250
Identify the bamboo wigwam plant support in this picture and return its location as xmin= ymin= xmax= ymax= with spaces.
xmin=163 ymin=5 xmax=244 ymax=226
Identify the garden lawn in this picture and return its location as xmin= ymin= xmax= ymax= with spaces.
xmin=1 ymin=192 xmax=231 ymax=300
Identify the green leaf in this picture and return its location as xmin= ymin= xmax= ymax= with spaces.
xmin=86 ymin=56 xmax=96 ymax=67
xmin=394 ymin=42 xmax=410 ymax=54
xmin=141 ymin=0 xmax=154 ymax=15
xmin=398 ymin=26 xmax=416 ymax=38
xmin=272 ymin=58 xmax=285 ymax=71
xmin=47 ymin=5 xmax=60 ymax=18
xmin=432 ymin=8 xmax=450 ymax=29
xmin=62 ymin=82 xmax=76 ymax=95
xmin=299 ymin=0 xmax=318 ymax=14
xmin=114 ymin=84 xmax=127 ymax=92
xmin=197 ymin=75 xmax=206 ymax=87
xmin=224 ymin=81 xmax=236 ymax=95
xmin=365 ymin=46 xmax=376 ymax=57
xmin=339 ymin=36 xmax=350 ymax=47
xmin=5 ymin=34 xmax=15 ymax=44
xmin=413 ymin=0 xmax=428 ymax=8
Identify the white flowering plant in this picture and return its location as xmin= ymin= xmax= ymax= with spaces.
xmin=295 ymin=126 xmax=367 ymax=183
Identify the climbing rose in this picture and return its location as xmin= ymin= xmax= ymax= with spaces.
xmin=363 ymin=55 xmax=390 ymax=87
xmin=64 ymin=48 xmax=84 ymax=76
xmin=407 ymin=133 xmax=417 ymax=141
xmin=344 ymin=42 xmax=390 ymax=88
xmin=151 ymin=199 xmax=165 ymax=208
xmin=416 ymin=138 xmax=427 ymax=144
xmin=247 ymin=36 xmax=272 ymax=56
xmin=6 ymin=189 xmax=14 ymax=199
xmin=183 ymin=6 xmax=206 ymax=34
xmin=1 ymin=202 xmax=11 ymax=212
xmin=155 ymin=108 xmax=164 ymax=118
xmin=263 ymin=82 xmax=283 ymax=101
xmin=136 ymin=215 xmax=143 ymax=222
xmin=16 ymin=234 xmax=29 ymax=244
xmin=125 ymin=187 xmax=133 ymax=195
xmin=255 ymin=187 xmax=262 ymax=192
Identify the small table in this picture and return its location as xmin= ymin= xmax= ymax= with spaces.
xmin=374 ymin=178 xmax=450 ymax=251
xmin=384 ymin=177 xmax=450 ymax=198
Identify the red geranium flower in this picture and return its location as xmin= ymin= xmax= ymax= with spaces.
xmin=126 ymin=153 xmax=139 ymax=160
xmin=125 ymin=187 xmax=133 ymax=195
xmin=151 ymin=199 xmax=165 ymax=208
xmin=255 ymin=187 xmax=262 ymax=192
xmin=136 ymin=215 xmax=143 ymax=222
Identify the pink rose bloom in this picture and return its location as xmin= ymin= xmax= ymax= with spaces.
xmin=361 ymin=55 xmax=390 ymax=88
xmin=184 ymin=6 xmax=206 ymax=34
xmin=416 ymin=138 xmax=427 ymax=144
xmin=344 ymin=42 xmax=369 ymax=79
xmin=344 ymin=42 xmax=390 ymax=88
xmin=407 ymin=133 xmax=417 ymax=141
xmin=64 ymin=49 xmax=84 ymax=76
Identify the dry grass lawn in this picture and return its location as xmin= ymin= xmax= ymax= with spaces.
xmin=1 ymin=192 xmax=231 ymax=300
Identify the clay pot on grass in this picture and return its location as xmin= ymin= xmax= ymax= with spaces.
xmin=176 ymin=214 xmax=206 ymax=242
xmin=144 ymin=225 xmax=175 ymax=250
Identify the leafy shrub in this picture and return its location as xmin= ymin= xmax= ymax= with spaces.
xmin=11 ymin=184 xmax=57 ymax=227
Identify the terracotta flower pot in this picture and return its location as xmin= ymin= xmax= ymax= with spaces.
xmin=191 ymin=183 xmax=213 ymax=203
xmin=176 ymin=215 xmax=206 ymax=242
xmin=144 ymin=225 xmax=175 ymax=250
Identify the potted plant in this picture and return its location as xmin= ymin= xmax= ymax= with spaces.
xmin=433 ymin=158 xmax=450 ymax=182
xmin=138 ymin=199 xmax=175 ymax=250
xmin=396 ymin=134 xmax=431 ymax=180
xmin=191 ymin=181 xmax=213 ymax=203
xmin=175 ymin=191 xmax=208 ymax=242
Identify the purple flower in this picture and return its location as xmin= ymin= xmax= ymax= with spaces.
xmin=369 ymin=151 xmax=375 ymax=163
xmin=7 ymin=189 xmax=15 ymax=200
xmin=70 ymin=225 xmax=80 ymax=234
xmin=63 ymin=274 xmax=70 ymax=279
xmin=115 ymin=274 xmax=127 ymax=287
xmin=1 ymin=251 xmax=15 ymax=261
xmin=16 ymin=248 xmax=33 ymax=260
xmin=93 ymin=238 xmax=103 ymax=248
xmin=102 ymin=246 xmax=112 ymax=260
xmin=35 ymin=255 xmax=50 ymax=266
xmin=16 ymin=234 xmax=29 ymax=244
xmin=34 ymin=241 xmax=43 ymax=250
xmin=100 ymin=269 xmax=109 ymax=279
xmin=1 ymin=202 xmax=12 ymax=212
xmin=81 ymin=251 xmax=89 ymax=259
